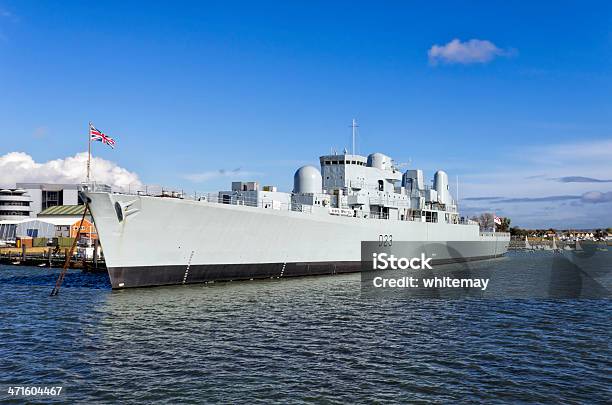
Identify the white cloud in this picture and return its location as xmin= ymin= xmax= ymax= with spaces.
xmin=581 ymin=191 xmax=612 ymax=204
xmin=428 ymin=38 xmax=513 ymax=65
xmin=184 ymin=168 xmax=261 ymax=183
xmin=0 ymin=152 xmax=141 ymax=191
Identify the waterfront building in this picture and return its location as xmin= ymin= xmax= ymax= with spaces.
xmin=15 ymin=182 xmax=112 ymax=216
xmin=15 ymin=183 xmax=84 ymax=216
xmin=37 ymin=205 xmax=97 ymax=239
xmin=0 ymin=219 xmax=23 ymax=244
xmin=38 ymin=204 xmax=91 ymax=221
xmin=0 ymin=189 xmax=33 ymax=220
xmin=0 ymin=185 xmax=107 ymax=243
xmin=8 ymin=217 xmax=98 ymax=240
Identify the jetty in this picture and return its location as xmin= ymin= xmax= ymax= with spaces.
xmin=0 ymin=246 xmax=106 ymax=272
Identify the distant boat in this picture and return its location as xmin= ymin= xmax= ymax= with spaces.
xmin=524 ymin=236 xmax=532 ymax=250
xmin=552 ymin=237 xmax=560 ymax=252
xmin=575 ymin=240 xmax=583 ymax=251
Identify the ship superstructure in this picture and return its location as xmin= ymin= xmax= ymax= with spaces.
xmin=218 ymin=151 xmax=462 ymax=226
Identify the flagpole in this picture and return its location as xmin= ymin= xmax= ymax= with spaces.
xmin=87 ymin=122 xmax=91 ymax=183
xmin=493 ymin=210 xmax=496 ymax=234
xmin=456 ymin=175 xmax=459 ymax=208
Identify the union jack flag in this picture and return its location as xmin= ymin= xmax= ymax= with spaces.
xmin=89 ymin=123 xmax=116 ymax=149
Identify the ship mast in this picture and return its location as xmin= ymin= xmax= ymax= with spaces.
xmin=351 ymin=118 xmax=358 ymax=155
xmin=456 ymin=175 xmax=459 ymax=208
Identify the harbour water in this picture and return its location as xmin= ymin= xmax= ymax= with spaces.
xmin=1 ymin=251 xmax=610 ymax=403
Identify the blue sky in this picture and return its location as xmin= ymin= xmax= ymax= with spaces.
xmin=0 ymin=1 xmax=611 ymax=228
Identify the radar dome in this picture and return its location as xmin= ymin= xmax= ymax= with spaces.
xmin=367 ymin=153 xmax=392 ymax=170
xmin=433 ymin=170 xmax=449 ymax=204
xmin=293 ymin=165 xmax=322 ymax=194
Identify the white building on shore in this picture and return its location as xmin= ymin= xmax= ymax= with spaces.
xmin=0 ymin=182 xmax=110 ymax=244
xmin=16 ymin=182 xmax=84 ymax=216
xmin=0 ymin=188 xmax=33 ymax=221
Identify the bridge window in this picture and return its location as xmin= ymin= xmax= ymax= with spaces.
xmin=424 ymin=211 xmax=438 ymax=223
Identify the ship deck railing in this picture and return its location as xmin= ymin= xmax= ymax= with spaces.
xmin=195 ymin=193 xmax=315 ymax=214
xmin=480 ymin=231 xmax=511 ymax=237
xmin=368 ymin=197 xmax=410 ymax=207
xmin=112 ymin=187 xmax=312 ymax=213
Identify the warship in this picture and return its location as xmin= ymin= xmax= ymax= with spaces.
xmin=83 ymin=131 xmax=509 ymax=289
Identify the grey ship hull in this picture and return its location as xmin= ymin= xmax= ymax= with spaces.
xmin=108 ymin=254 xmax=503 ymax=289
xmin=85 ymin=192 xmax=509 ymax=289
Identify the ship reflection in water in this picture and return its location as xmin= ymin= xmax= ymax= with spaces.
xmin=0 ymin=251 xmax=610 ymax=403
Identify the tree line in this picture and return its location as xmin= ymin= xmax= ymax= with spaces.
xmin=508 ymin=227 xmax=610 ymax=238
xmin=469 ymin=213 xmax=511 ymax=232
xmin=468 ymin=215 xmax=610 ymax=238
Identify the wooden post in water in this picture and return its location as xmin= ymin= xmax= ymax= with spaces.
xmin=48 ymin=248 xmax=52 ymax=267
xmin=51 ymin=203 xmax=89 ymax=296
xmin=93 ymin=238 xmax=99 ymax=269
xmin=21 ymin=244 xmax=26 ymax=262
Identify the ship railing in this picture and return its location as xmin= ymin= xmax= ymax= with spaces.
xmin=114 ymin=186 xmax=317 ymax=215
xmin=349 ymin=180 xmax=366 ymax=190
xmin=367 ymin=212 xmax=390 ymax=220
xmin=195 ymin=193 xmax=315 ymax=214
xmin=368 ymin=197 xmax=410 ymax=207
xmin=480 ymin=231 xmax=511 ymax=237
xmin=114 ymin=184 xmax=188 ymax=198
xmin=80 ymin=181 xmax=112 ymax=193
xmin=328 ymin=207 xmax=355 ymax=217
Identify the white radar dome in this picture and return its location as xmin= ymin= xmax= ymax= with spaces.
xmin=433 ymin=170 xmax=449 ymax=204
xmin=293 ymin=165 xmax=322 ymax=194
xmin=367 ymin=153 xmax=392 ymax=170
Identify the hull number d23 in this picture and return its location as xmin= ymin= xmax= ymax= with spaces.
xmin=378 ymin=234 xmax=393 ymax=247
